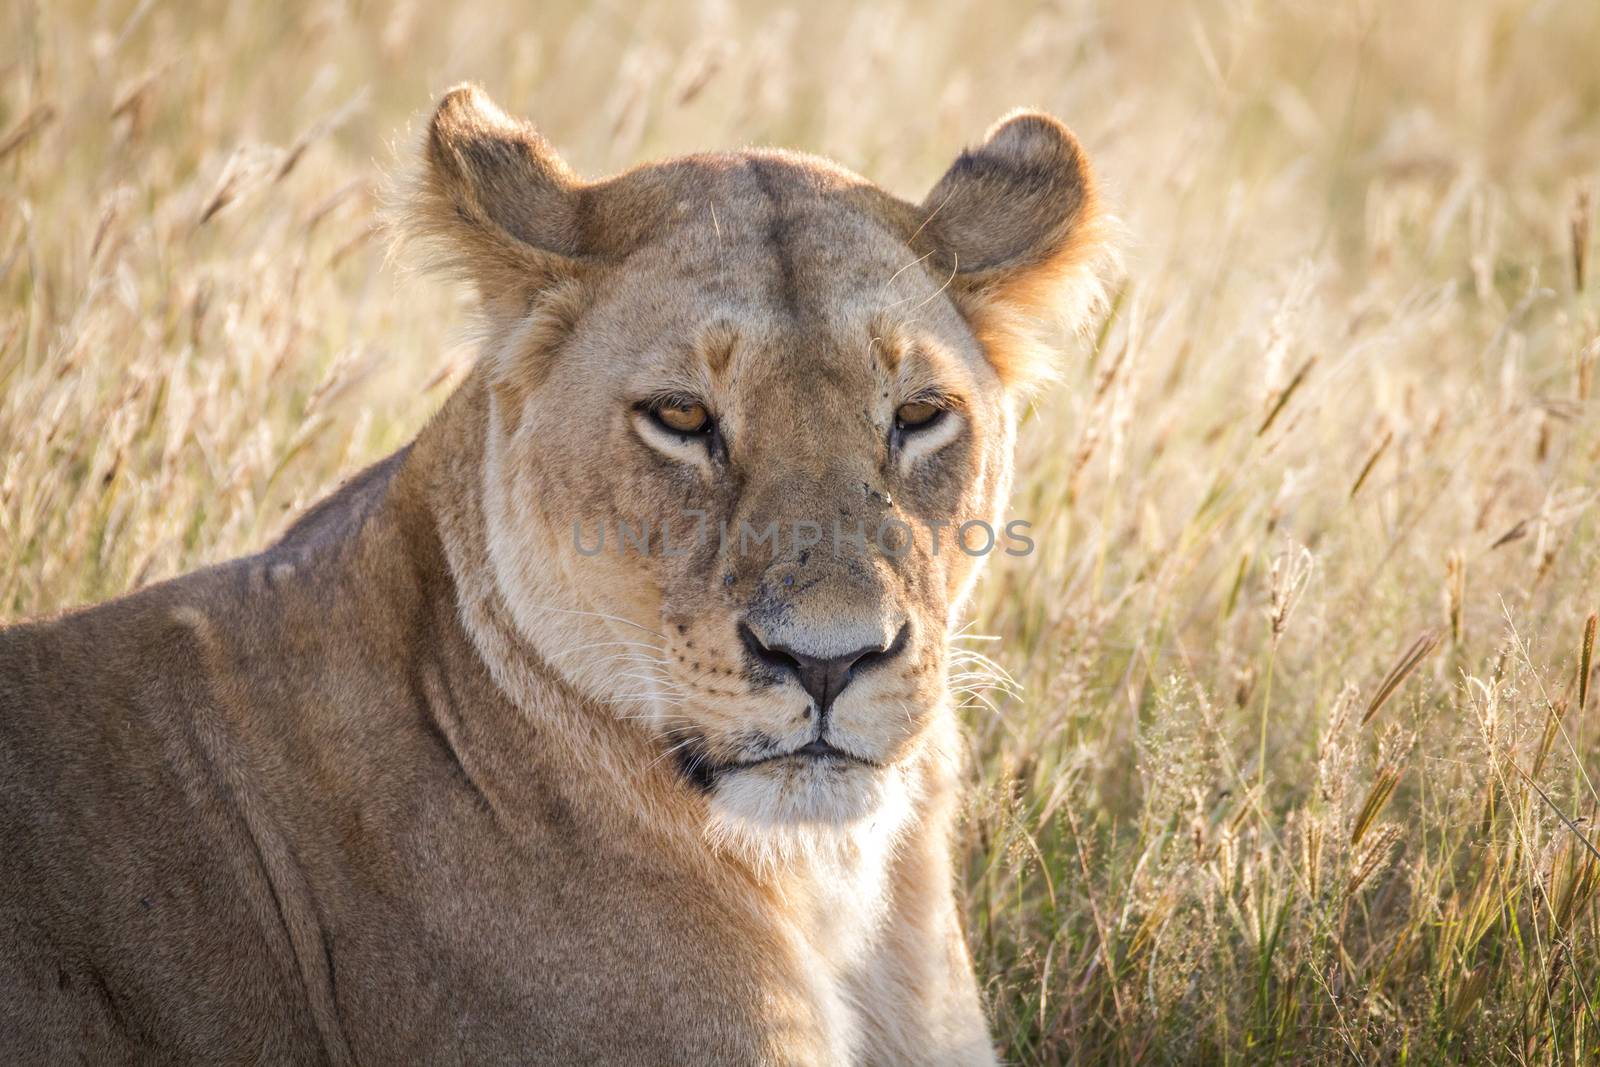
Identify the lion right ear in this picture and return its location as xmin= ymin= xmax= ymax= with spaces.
xmin=405 ymin=84 xmax=585 ymax=297
xmin=915 ymin=110 xmax=1107 ymax=391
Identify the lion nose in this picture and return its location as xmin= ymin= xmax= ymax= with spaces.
xmin=738 ymin=622 xmax=910 ymax=718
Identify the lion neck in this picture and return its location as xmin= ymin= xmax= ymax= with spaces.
xmin=391 ymin=375 xmax=691 ymax=832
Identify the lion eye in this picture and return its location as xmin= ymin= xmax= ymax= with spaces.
xmin=651 ymin=401 xmax=712 ymax=435
xmin=894 ymin=400 xmax=943 ymax=431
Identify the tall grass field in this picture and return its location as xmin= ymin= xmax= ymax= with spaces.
xmin=4 ymin=1 xmax=1600 ymax=1062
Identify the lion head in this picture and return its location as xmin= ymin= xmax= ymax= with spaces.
xmin=407 ymin=85 xmax=1104 ymax=842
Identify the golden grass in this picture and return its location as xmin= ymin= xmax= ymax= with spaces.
xmin=4 ymin=0 xmax=1600 ymax=1061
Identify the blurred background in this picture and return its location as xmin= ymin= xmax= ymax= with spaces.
xmin=4 ymin=1 xmax=1600 ymax=1062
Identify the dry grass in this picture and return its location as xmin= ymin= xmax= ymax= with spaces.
xmin=5 ymin=1 xmax=1600 ymax=1062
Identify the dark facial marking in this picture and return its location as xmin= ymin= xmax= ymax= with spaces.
xmin=674 ymin=737 xmax=719 ymax=793
xmin=744 ymin=158 xmax=803 ymax=320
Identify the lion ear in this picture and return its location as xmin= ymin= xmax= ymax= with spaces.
xmin=918 ymin=110 xmax=1107 ymax=388
xmin=405 ymin=83 xmax=585 ymax=298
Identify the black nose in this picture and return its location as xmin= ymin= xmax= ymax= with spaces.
xmin=738 ymin=622 xmax=910 ymax=718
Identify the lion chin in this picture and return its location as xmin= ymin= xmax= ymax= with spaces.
xmin=703 ymin=757 xmax=919 ymax=864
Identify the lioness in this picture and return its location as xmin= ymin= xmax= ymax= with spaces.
xmin=0 ymin=85 xmax=1103 ymax=1065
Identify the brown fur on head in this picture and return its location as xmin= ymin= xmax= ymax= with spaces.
xmin=405 ymin=83 xmax=1106 ymax=841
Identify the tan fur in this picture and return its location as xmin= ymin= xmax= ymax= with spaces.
xmin=0 ymin=84 xmax=1104 ymax=1064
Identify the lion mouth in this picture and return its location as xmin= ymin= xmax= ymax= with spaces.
xmin=743 ymin=738 xmax=878 ymax=769
xmin=675 ymin=736 xmax=879 ymax=792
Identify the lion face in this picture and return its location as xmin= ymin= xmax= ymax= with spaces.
xmin=411 ymin=86 xmax=1102 ymax=834
xmin=504 ymin=191 xmax=1014 ymax=829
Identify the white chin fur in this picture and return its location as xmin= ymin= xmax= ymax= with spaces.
xmin=702 ymin=758 xmax=918 ymax=869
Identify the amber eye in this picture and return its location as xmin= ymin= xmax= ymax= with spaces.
xmin=651 ymin=400 xmax=712 ymax=435
xmin=894 ymin=400 xmax=943 ymax=431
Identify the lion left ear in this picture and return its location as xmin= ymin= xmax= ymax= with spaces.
xmin=404 ymin=83 xmax=587 ymax=300
xmin=917 ymin=110 xmax=1107 ymax=388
